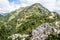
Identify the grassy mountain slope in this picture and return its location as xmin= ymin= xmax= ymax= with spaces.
xmin=0 ymin=3 xmax=60 ymax=40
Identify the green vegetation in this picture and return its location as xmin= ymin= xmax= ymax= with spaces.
xmin=0 ymin=3 xmax=60 ymax=40
xmin=25 ymin=36 xmax=31 ymax=40
xmin=46 ymin=34 xmax=60 ymax=40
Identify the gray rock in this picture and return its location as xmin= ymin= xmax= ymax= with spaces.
xmin=31 ymin=23 xmax=57 ymax=40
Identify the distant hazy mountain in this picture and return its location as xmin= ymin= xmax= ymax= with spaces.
xmin=0 ymin=3 xmax=60 ymax=40
xmin=0 ymin=14 xmax=3 ymax=17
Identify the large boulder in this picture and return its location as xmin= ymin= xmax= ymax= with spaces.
xmin=31 ymin=23 xmax=57 ymax=40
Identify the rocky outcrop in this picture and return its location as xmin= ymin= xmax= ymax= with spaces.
xmin=8 ymin=34 xmax=29 ymax=40
xmin=31 ymin=23 xmax=58 ymax=40
xmin=55 ymin=21 xmax=60 ymax=27
xmin=8 ymin=23 xmax=60 ymax=40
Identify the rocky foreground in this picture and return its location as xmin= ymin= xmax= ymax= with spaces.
xmin=31 ymin=23 xmax=60 ymax=40
xmin=8 ymin=23 xmax=60 ymax=40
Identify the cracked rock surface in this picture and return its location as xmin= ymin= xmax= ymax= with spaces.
xmin=31 ymin=23 xmax=59 ymax=40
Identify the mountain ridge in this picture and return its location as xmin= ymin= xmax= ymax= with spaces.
xmin=0 ymin=3 xmax=60 ymax=40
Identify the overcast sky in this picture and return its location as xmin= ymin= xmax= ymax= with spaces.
xmin=0 ymin=0 xmax=60 ymax=14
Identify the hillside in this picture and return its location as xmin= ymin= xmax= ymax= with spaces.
xmin=0 ymin=3 xmax=60 ymax=40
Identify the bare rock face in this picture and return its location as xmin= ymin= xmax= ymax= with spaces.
xmin=8 ymin=34 xmax=29 ymax=40
xmin=55 ymin=21 xmax=60 ymax=27
xmin=31 ymin=23 xmax=57 ymax=40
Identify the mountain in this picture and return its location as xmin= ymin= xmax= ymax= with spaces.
xmin=0 ymin=14 xmax=3 ymax=17
xmin=0 ymin=3 xmax=60 ymax=40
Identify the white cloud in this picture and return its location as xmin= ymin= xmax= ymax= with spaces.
xmin=55 ymin=0 xmax=60 ymax=10
xmin=19 ymin=0 xmax=40 ymax=3
xmin=0 ymin=0 xmax=20 ymax=14
xmin=0 ymin=0 xmax=60 ymax=14
xmin=0 ymin=0 xmax=31 ymax=14
xmin=40 ymin=0 xmax=56 ymax=11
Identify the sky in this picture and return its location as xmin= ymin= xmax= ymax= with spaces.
xmin=0 ymin=0 xmax=60 ymax=14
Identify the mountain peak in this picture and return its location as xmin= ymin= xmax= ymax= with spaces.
xmin=30 ymin=3 xmax=50 ymax=14
xmin=33 ymin=3 xmax=41 ymax=5
xmin=32 ymin=3 xmax=43 ymax=7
